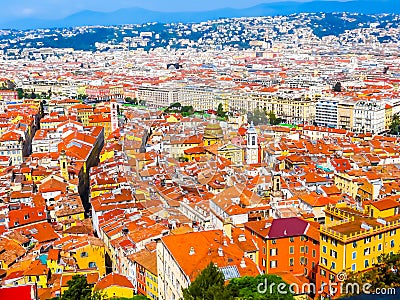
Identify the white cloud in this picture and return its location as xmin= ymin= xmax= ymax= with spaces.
xmin=21 ymin=8 xmax=35 ymax=16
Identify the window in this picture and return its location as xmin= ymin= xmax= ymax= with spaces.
xmin=88 ymin=262 xmax=97 ymax=268
xmin=289 ymin=258 xmax=294 ymax=266
xmin=364 ymin=237 xmax=371 ymax=244
xmin=305 ymin=246 xmax=309 ymax=254
xmin=390 ymin=240 xmax=395 ymax=248
xmin=364 ymin=260 xmax=369 ymax=268
xmin=353 ymin=241 xmax=357 ymax=248
xmin=364 ymin=248 xmax=370 ymax=256
xmin=331 ymin=262 xmax=336 ymax=270
xmin=330 ymin=249 xmax=337 ymax=258
xmin=378 ymin=243 xmax=382 ymax=251
xmin=322 ymin=246 xmax=327 ymax=254
xmin=262 ymin=259 xmax=266 ymax=267
xmin=263 ymin=247 xmax=266 ymax=255
xmin=321 ymin=257 xmax=327 ymax=266
xmin=289 ymin=246 xmax=294 ymax=254
xmin=271 ymin=239 xmax=276 ymax=245
xmin=270 ymin=260 xmax=277 ymax=268
xmin=312 ymin=249 xmax=316 ymax=258
xmin=80 ymin=252 xmax=88 ymax=258
xmin=329 ymin=274 xmax=335 ymax=281
xmin=390 ymin=230 xmax=396 ymax=236
xmin=321 ymin=235 xmax=327 ymax=242
xmin=352 ymin=251 xmax=357 ymax=260
xmin=352 ymin=264 xmax=356 ymax=272
xmin=378 ymin=233 xmax=382 ymax=240
xmin=300 ymin=246 xmax=305 ymax=253
xmin=320 ymin=269 xmax=326 ymax=277
xmin=289 ymin=237 xmax=294 ymax=242
xmin=331 ymin=239 xmax=337 ymax=247
xmin=270 ymin=248 xmax=278 ymax=256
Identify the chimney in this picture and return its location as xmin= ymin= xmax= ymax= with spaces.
xmin=238 ymin=234 xmax=246 ymax=242
xmin=189 ymin=247 xmax=195 ymax=256
xmin=223 ymin=220 xmax=232 ymax=239
xmin=240 ymin=258 xmax=246 ymax=268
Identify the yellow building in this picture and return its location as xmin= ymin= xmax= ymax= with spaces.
xmin=146 ymin=269 xmax=159 ymax=300
xmin=70 ymin=104 xmax=94 ymax=126
xmin=318 ymin=204 xmax=400 ymax=298
xmin=385 ymin=104 xmax=393 ymax=131
xmin=365 ymin=198 xmax=400 ymax=219
xmin=23 ymin=260 xmax=49 ymax=288
xmin=334 ymin=171 xmax=364 ymax=200
xmin=167 ymin=135 xmax=203 ymax=159
xmin=337 ymin=100 xmax=354 ymax=130
xmin=94 ymin=273 xmax=134 ymax=299
xmin=203 ymin=116 xmax=224 ymax=146
xmin=59 ymin=236 xmax=107 ymax=277
xmin=89 ymin=114 xmax=112 ymax=138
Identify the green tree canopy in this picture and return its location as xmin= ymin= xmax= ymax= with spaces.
xmin=217 ymin=103 xmax=227 ymax=119
xmin=182 ymin=262 xmax=233 ymax=300
xmin=227 ymin=274 xmax=295 ymax=300
xmin=182 ymin=263 xmax=295 ymax=300
xmin=57 ymin=275 xmax=104 ymax=300
xmin=342 ymin=252 xmax=400 ymax=297
xmin=390 ymin=113 xmax=400 ymax=135
xmin=268 ymin=111 xmax=282 ymax=125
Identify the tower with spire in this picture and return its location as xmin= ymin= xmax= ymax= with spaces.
xmin=110 ymin=99 xmax=118 ymax=134
xmin=246 ymin=122 xmax=258 ymax=165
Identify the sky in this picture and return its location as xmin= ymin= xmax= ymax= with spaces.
xmin=3 ymin=0 xmax=317 ymax=21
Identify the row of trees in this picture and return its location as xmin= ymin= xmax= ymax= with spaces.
xmin=125 ymin=97 xmax=146 ymax=106
xmin=17 ymin=88 xmax=52 ymax=100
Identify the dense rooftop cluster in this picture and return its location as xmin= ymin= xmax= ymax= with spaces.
xmin=0 ymin=12 xmax=400 ymax=300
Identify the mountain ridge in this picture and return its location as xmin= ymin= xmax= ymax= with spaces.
xmin=2 ymin=0 xmax=399 ymax=30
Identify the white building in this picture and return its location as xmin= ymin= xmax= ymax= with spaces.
xmin=352 ymin=100 xmax=385 ymax=134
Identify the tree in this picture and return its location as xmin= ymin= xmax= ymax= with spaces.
xmin=342 ymin=252 xmax=400 ymax=297
xmin=248 ymin=108 xmax=268 ymax=126
xmin=182 ymin=262 xmax=233 ymax=300
xmin=170 ymin=102 xmax=182 ymax=110
xmin=333 ymin=82 xmax=342 ymax=92
xmin=228 ymin=274 xmax=295 ymax=300
xmin=181 ymin=105 xmax=194 ymax=116
xmin=58 ymin=275 xmax=104 ymax=300
xmin=390 ymin=113 xmax=400 ymax=135
xmin=17 ymin=88 xmax=24 ymax=99
xmin=268 ymin=111 xmax=282 ymax=125
xmin=217 ymin=103 xmax=227 ymax=119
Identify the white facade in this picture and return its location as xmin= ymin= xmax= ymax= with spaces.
xmin=246 ymin=122 xmax=258 ymax=165
xmin=352 ymin=100 xmax=385 ymax=134
xmin=157 ymin=241 xmax=191 ymax=300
